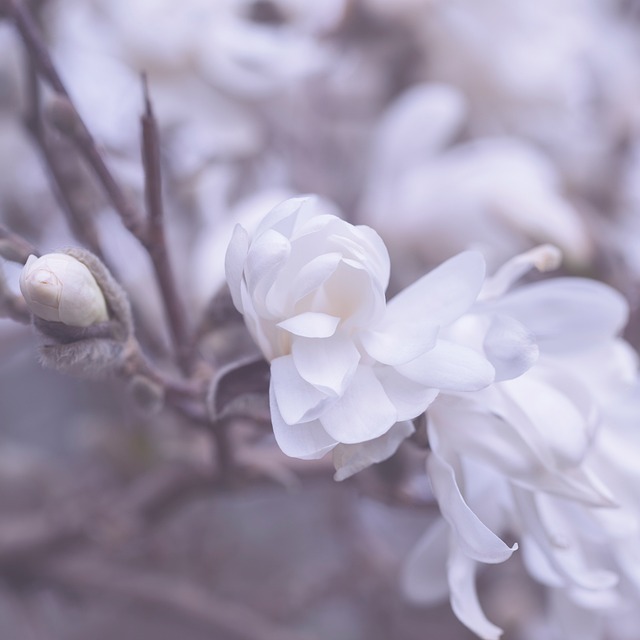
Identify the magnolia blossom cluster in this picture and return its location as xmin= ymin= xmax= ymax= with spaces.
xmin=227 ymin=196 xmax=640 ymax=639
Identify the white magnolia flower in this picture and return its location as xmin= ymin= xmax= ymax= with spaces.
xmin=225 ymin=195 xmax=496 ymax=468
xmin=20 ymin=253 xmax=108 ymax=327
xmin=403 ymin=246 xmax=635 ymax=639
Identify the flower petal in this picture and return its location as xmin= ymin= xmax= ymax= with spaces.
xmin=332 ymin=420 xmax=414 ymax=481
xmin=269 ymin=382 xmax=337 ymax=459
xmin=397 ymin=340 xmax=495 ymax=391
xmin=361 ymin=321 xmax=439 ymax=366
xmin=270 ymin=355 xmax=333 ymax=425
xmin=244 ymin=228 xmax=291 ymax=317
xmin=483 ymin=314 xmax=539 ymax=381
xmin=448 ymin=544 xmax=504 ymax=640
xmin=485 ymin=278 xmax=629 ymax=353
xmin=402 ymin=519 xmax=451 ymax=605
xmin=291 ymin=334 xmax=360 ymax=396
xmin=224 ymin=224 xmax=249 ymax=312
xmin=386 ymin=250 xmax=485 ymax=328
xmin=375 ymin=366 xmax=439 ymax=420
xmin=427 ymin=445 xmax=517 ymax=564
xmin=277 ymin=312 xmax=340 ymax=338
xmin=320 ymin=365 xmax=397 ymax=444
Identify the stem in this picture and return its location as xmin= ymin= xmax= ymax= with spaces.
xmin=141 ymin=77 xmax=192 ymax=374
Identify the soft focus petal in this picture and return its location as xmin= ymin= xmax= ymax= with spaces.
xmin=333 ymin=420 xmax=414 ymax=481
xmin=320 ymin=365 xmax=397 ymax=444
xmin=402 ymin=519 xmax=451 ymax=605
xmin=427 ymin=446 xmax=517 ymax=564
xmin=485 ymin=278 xmax=629 ymax=353
xmin=448 ymin=545 xmax=504 ymax=640
xmin=483 ymin=314 xmax=539 ymax=381
xmin=397 ymin=340 xmax=495 ymax=391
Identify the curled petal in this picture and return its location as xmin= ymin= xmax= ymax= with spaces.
xmin=448 ymin=545 xmax=504 ymax=640
xmin=269 ymin=382 xmax=336 ymax=459
xmin=427 ymin=446 xmax=517 ymax=564
xmin=333 ymin=420 xmax=414 ymax=481
xmin=320 ymin=365 xmax=397 ymax=444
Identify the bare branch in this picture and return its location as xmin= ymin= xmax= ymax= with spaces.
xmin=42 ymin=555 xmax=321 ymax=640
xmin=140 ymin=76 xmax=192 ymax=374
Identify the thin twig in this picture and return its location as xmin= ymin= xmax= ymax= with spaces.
xmin=0 ymin=224 xmax=39 ymax=263
xmin=42 ymin=556 xmax=321 ymax=640
xmin=3 ymin=0 xmax=146 ymax=238
xmin=140 ymin=76 xmax=192 ymax=374
xmin=23 ymin=55 xmax=104 ymax=258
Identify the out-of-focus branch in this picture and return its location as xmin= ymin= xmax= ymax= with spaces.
xmin=42 ymin=555 xmax=321 ymax=640
xmin=140 ymin=77 xmax=192 ymax=374
xmin=24 ymin=58 xmax=105 ymax=258
xmin=4 ymin=0 xmax=195 ymax=374
xmin=0 ymin=225 xmax=39 ymax=263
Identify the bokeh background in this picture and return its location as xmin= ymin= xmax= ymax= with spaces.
xmin=1 ymin=0 xmax=640 ymax=638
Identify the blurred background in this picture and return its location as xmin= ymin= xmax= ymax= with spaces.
xmin=1 ymin=0 xmax=640 ymax=638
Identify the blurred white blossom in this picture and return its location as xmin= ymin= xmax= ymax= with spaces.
xmin=403 ymin=245 xmax=637 ymax=639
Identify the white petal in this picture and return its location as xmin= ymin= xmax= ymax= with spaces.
xmin=427 ymin=448 xmax=517 ymax=564
xmin=332 ymin=420 xmax=414 ymax=481
xmin=386 ymin=251 xmax=485 ymax=328
xmin=483 ymin=314 xmax=539 ymax=381
xmin=270 ymin=356 xmax=332 ymax=425
xmin=448 ymin=545 xmax=504 ymax=640
xmin=289 ymin=252 xmax=342 ymax=304
xmin=502 ymin=374 xmax=594 ymax=469
xmin=401 ymin=519 xmax=451 ymax=605
xmin=224 ymin=224 xmax=250 ymax=312
xmin=254 ymin=195 xmax=306 ymax=237
xmin=320 ymin=366 xmax=397 ymax=444
xmin=485 ymin=278 xmax=629 ymax=352
xmin=397 ymin=340 xmax=495 ymax=391
xmin=291 ymin=334 xmax=360 ymax=396
xmin=375 ymin=366 xmax=439 ymax=420
xmin=480 ymin=244 xmax=562 ymax=300
xmin=361 ymin=321 xmax=439 ymax=366
xmin=269 ymin=382 xmax=336 ymax=459
xmin=244 ymin=229 xmax=290 ymax=316
xmin=277 ymin=312 xmax=340 ymax=338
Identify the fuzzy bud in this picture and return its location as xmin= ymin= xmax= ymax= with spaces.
xmin=20 ymin=253 xmax=109 ymax=327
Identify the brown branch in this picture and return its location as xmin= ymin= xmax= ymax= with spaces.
xmin=24 ymin=58 xmax=105 ymax=258
xmin=0 ymin=224 xmax=39 ymax=263
xmin=140 ymin=76 xmax=192 ymax=374
xmin=41 ymin=556 xmax=321 ymax=640
xmin=4 ymin=0 xmax=146 ymax=238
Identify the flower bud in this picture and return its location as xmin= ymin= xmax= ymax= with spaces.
xmin=19 ymin=253 xmax=109 ymax=327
